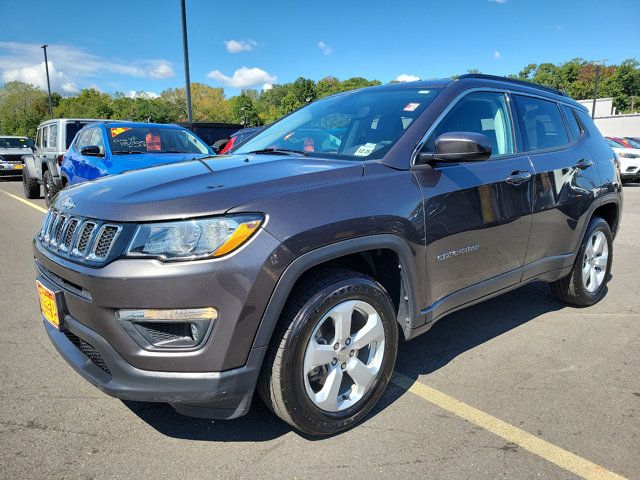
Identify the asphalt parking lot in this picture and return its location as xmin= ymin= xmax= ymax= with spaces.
xmin=0 ymin=177 xmax=638 ymax=480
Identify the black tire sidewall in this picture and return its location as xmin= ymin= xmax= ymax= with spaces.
xmin=43 ymin=171 xmax=58 ymax=206
xmin=571 ymin=218 xmax=612 ymax=303
xmin=281 ymin=278 xmax=398 ymax=435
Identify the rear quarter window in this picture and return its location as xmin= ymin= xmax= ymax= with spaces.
xmin=561 ymin=105 xmax=583 ymax=140
xmin=513 ymin=95 xmax=569 ymax=151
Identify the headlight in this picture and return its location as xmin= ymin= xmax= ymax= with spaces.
xmin=619 ymin=152 xmax=639 ymax=159
xmin=126 ymin=215 xmax=263 ymax=261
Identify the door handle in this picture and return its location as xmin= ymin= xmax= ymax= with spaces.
xmin=575 ymin=159 xmax=593 ymax=169
xmin=505 ymin=170 xmax=532 ymax=185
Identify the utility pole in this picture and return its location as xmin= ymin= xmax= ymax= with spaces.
xmin=591 ymin=59 xmax=607 ymax=119
xmin=180 ymin=0 xmax=193 ymax=123
xmin=41 ymin=44 xmax=54 ymax=119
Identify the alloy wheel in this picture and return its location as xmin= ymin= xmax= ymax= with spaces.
xmin=303 ymin=300 xmax=385 ymax=412
xmin=582 ymin=230 xmax=608 ymax=293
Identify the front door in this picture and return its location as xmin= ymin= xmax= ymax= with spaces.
xmin=412 ymin=90 xmax=534 ymax=318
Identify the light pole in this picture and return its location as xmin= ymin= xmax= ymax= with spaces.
xmin=41 ymin=44 xmax=54 ymax=119
xmin=591 ymin=60 xmax=607 ymax=119
xmin=180 ymin=0 xmax=193 ymax=123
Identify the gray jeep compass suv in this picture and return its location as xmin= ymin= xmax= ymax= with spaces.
xmin=33 ymin=75 xmax=622 ymax=436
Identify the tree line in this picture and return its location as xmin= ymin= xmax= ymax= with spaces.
xmin=1 ymin=58 xmax=638 ymax=138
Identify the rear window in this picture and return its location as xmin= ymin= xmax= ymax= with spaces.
xmin=514 ymin=95 xmax=569 ymax=151
xmin=561 ymin=105 xmax=582 ymax=140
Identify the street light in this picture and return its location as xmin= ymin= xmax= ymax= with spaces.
xmin=591 ymin=59 xmax=607 ymax=119
xmin=180 ymin=0 xmax=193 ymax=123
xmin=41 ymin=44 xmax=53 ymax=119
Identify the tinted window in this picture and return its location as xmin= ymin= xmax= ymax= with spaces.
xmin=49 ymin=123 xmax=58 ymax=149
xmin=426 ymin=91 xmax=514 ymax=157
xmin=561 ymin=105 xmax=582 ymax=140
xmin=90 ymin=129 xmax=105 ymax=154
xmin=66 ymin=122 xmax=91 ymax=149
xmin=514 ymin=95 xmax=569 ymax=151
xmin=235 ymin=88 xmax=442 ymax=160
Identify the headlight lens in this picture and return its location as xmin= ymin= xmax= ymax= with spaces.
xmin=127 ymin=215 xmax=263 ymax=261
xmin=619 ymin=152 xmax=639 ymax=159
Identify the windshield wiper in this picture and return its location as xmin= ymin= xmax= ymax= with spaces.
xmin=246 ymin=147 xmax=308 ymax=157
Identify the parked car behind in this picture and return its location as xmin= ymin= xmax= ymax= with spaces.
xmin=218 ymin=126 xmax=263 ymax=154
xmin=606 ymin=137 xmax=640 ymax=182
xmin=60 ymin=122 xmax=213 ymax=187
xmin=621 ymin=137 xmax=640 ymax=149
xmin=0 ymin=136 xmax=33 ymax=177
xmin=23 ymin=118 xmax=105 ymax=205
xmin=34 ymin=74 xmax=621 ymax=436
xmin=606 ymin=136 xmax=638 ymax=149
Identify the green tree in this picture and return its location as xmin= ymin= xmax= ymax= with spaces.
xmin=231 ymin=93 xmax=260 ymax=126
xmin=0 ymin=81 xmax=50 ymax=137
xmin=54 ymin=88 xmax=114 ymax=118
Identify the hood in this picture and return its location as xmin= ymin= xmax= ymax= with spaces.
xmin=107 ymin=152 xmax=210 ymax=174
xmin=54 ymin=154 xmax=363 ymax=222
xmin=0 ymin=147 xmax=31 ymax=156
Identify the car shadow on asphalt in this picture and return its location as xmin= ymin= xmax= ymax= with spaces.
xmin=123 ymin=280 xmax=576 ymax=441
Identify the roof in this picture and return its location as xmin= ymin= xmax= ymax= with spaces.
xmin=96 ymin=121 xmax=183 ymax=129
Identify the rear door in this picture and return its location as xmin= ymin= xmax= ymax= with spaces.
xmin=513 ymin=95 xmax=601 ymax=280
xmin=413 ymin=90 xmax=534 ymax=316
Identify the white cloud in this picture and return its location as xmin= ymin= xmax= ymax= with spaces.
xmin=262 ymin=83 xmax=273 ymax=92
xmin=126 ymin=90 xmax=160 ymax=99
xmin=207 ymin=66 xmax=277 ymax=88
xmin=224 ymin=39 xmax=258 ymax=53
xmin=0 ymin=42 xmax=175 ymax=93
xmin=395 ymin=74 xmax=420 ymax=82
xmin=2 ymin=61 xmax=77 ymax=93
xmin=493 ymin=50 xmax=501 ymax=60
xmin=318 ymin=41 xmax=333 ymax=55
xmin=149 ymin=63 xmax=174 ymax=79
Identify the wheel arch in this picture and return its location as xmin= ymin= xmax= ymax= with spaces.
xmin=252 ymin=234 xmax=422 ymax=349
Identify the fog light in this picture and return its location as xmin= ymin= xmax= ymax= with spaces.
xmin=116 ymin=307 xmax=217 ymax=322
xmin=116 ymin=308 xmax=217 ymax=349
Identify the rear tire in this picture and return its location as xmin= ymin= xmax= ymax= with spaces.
xmin=550 ymin=216 xmax=612 ymax=307
xmin=22 ymin=169 xmax=40 ymax=199
xmin=258 ymin=268 xmax=398 ymax=436
xmin=43 ymin=170 xmax=60 ymax=207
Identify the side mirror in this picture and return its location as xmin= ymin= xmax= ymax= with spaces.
xmin=26 ymin=139 xmax=35 ymax=149
xmin=80 ymin=145 xmax=103 ymax=157
xmin=417 ymin=132 xmax=492 ymax=164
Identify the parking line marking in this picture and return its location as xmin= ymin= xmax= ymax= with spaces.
xmin=0 ymin=189 xmax=47 ymax=214
xmin=391 ymin=373 xmax=627 ymax=480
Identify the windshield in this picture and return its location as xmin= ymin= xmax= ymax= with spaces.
xmin=107 ymin=126 xmax=210 ymax=155
xmin=235 ymin=87 xmax=442 ymax=160
xmin=0 ymin=137 xmax=29 ymax=149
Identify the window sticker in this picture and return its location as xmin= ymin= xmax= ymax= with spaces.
xmin=354 ymin=143 xmax=376 ymax=157
xmin=418 ymin=90 xmax=431 ymax=94
xmin=111 ymin=127 xmax=131 ymax=137
xmin=403 ymin=103 xmax=420 ymax=112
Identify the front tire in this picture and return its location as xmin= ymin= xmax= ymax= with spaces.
xmin=22 ymin=169 xmax=40 ymax=199
xmin=258 ymin=269 xmax=398 ymax=436
xmin=43 ymin=170 xmax=60 ymax=207
xmin=550 ymin=216 xmax=612 ymax=306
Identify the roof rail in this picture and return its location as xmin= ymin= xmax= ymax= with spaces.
xmin=457 ymin=74 xmax=569 ymax=97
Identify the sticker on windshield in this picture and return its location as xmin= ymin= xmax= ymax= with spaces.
xmin=111 ymin=127 xmax=131 ymax=137
xmin=403 ymin=103 xmax=420 ymax=112
xmin=354 ymin=143 xmax=377 ymax=157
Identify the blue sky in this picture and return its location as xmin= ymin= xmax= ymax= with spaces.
xmin=1 ymin=0 xmax=638 ymax=98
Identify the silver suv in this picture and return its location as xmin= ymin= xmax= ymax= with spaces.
xmin=0 ymin=136 xmax=33 ymax=177
xmin=23 ymin=119 xmax=105 ymax=205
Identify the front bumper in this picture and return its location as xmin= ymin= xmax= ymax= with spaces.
xmin=44 ymin=314 xmax=266 ymax=418
xmin=0 ymin=162 xmax=23 ymax=175
xmin=34 ymin=228 xmax=293 ymax=417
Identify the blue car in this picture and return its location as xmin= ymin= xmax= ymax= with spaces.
xmin=61 ymin=122 xmax=214 ymax=186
